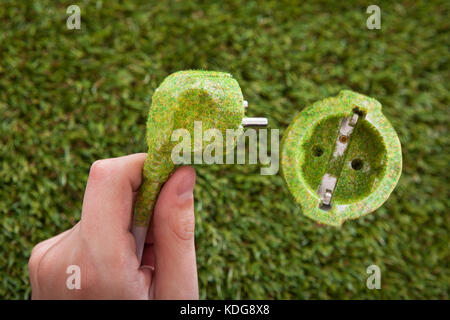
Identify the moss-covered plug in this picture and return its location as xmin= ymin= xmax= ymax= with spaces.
xmin=134 ymin=70 xmax=245 ymax=226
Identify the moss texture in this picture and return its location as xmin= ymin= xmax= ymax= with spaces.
xmin=334 ymin=120 xmax=386 ymax=202
xmin=281 ymin=90 xmax=402 ymax=226
xmin=302 ymin=115 xmax=387 ymax=203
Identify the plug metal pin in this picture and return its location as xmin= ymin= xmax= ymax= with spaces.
xmin=318 ymin=110 xmax=360 ymax=210
xmin=349 ymin=113 xmax=359 ymax=127
xmin=241 ymin=117 xmax=268 ymax=127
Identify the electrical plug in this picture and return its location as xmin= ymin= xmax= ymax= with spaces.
xmin=132 ymin=70 xmax=267 ymax=262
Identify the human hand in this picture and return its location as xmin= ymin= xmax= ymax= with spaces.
xmin=28 ymin=153 xmax=198 ymax=299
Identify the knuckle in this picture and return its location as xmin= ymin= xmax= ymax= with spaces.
xmin=28 ymin=245 xmax=42 ymax=274
xmin=89 ymin=159 xmax=116 ymax=181
xmin=35 ymin=245 xmax=59 ymax=280
xmin=35 ymin=253 xmax=52 ymax=286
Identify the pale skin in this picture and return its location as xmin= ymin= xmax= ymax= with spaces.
xmin=28 ymin=153 xmax=198 ymax=299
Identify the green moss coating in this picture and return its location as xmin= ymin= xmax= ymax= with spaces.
xmin=302 ymin=116 xmax=387 ymax=203
xmin=134 ymin=70 xmax=245 ymax=226
xmin=281 ymin=90 xmax=402 ymax=226
xmin=334 ymin=120 xmax=386 ymax=203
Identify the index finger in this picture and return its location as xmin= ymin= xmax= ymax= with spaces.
xmin=80 ymin=153 xmax=147 ymax=243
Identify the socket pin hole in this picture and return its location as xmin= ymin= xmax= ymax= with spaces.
xmin=312 ymin=146 xmax=324 ymax=157
xmin=339 ymin=135 xmax=348 ymax=144
xmin=352 ymin=106 xmax=366 ymax=118
xmin=351 ymin=158 xmax=363 ymax=170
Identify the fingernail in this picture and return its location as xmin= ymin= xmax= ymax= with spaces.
xmin=140 ymin=265 xmax=155 ymax=272
xmin=176 ymin=167 xmax=196 ymax=201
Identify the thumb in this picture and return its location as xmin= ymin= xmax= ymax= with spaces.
xmin=150 ymin=166 xmax=198 ymax=299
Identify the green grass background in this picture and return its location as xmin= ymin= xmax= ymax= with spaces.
xmin=1 ymin=0 xmax=448 ymax=299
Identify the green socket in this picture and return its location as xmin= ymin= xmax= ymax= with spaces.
xmin=281 ymin=90 xmax=402 ymax=226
